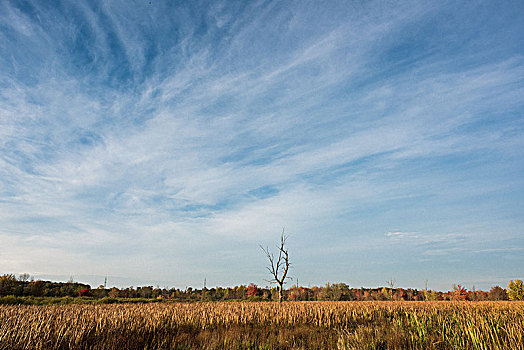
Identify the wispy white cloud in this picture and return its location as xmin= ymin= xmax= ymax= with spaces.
xmin=0 ymin=0 xmax=523 ymax=289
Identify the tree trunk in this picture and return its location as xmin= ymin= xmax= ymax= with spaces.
xmin=278 ymin=284 xmax=283 ymax=303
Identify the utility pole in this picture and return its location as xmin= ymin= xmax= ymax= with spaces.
xmin=386 ymin=278 xmax=395 ymax=300
xmin=104 ymin=277 xmax=107 ymax=289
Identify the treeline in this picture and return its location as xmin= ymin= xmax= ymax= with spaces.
xmin=0 ymin=274 xmax=89 ymax=298
xmin=1 ymin=274 xmax=522 ymax=302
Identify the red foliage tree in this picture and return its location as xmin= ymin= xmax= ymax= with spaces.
xmin=78 ymin=288 xmax=91 ymax=297
xmin=247 ymin=283 xmax=259 ymax=297
xmin=453 ymin=284 xmax=468 ymax=301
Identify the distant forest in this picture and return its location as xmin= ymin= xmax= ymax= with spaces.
xmin=2 ymin=274 xmax=522 ymax=304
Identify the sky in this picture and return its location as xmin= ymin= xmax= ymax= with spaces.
xmin=0 ymin=0 xmax=523 ymax=292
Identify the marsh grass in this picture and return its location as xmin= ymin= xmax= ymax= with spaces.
xmin=1 ymin=301 xmax=522 ymax=349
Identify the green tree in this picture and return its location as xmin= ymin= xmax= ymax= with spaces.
xmin=0 ymin=274 xmax=18 ymax=296
xmin=507 ymin=280 xmax=524 ymax=300
xmin=319 ymin=283 xmax=334 ymax=301
xmin=332 ymin=283 xmax=350 ymax=300
xmin=30 ymin=280 xmax=45 ymax=297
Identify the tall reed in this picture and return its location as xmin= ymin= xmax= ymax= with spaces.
xmin=1 ymin=301 xmax=522 ymax=349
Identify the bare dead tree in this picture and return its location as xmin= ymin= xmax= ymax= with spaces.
xmin=386 ymin=278 xmax=395 ymax=301
xmin=260 ymin=228 xmax=291 ymax=303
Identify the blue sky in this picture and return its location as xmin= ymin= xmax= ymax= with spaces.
xmin=1 ymin=0 xmax=523 ymax=291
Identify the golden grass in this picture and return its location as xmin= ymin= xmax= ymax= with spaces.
xmin=1 ymin=301 xmax=523 ymax=349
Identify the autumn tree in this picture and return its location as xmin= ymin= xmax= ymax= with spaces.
xmin=247 ymin=283 xmax=259 ymax=298
xmin=507 ymin=279 xmax=524 ymax=301
xmin=452 ymin=284 xmax=468 ymax=301
xmin=489 ymin=286 xmax=508 ymax=300
xmin=260 ymin=229 xmax=291 ymax=303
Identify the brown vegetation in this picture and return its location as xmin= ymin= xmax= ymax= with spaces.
xmin=1 ymin=301 xmax=523 ymax=349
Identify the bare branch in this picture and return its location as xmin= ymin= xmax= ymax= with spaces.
xmin=260 ymin=228 xmax=292 ymax=302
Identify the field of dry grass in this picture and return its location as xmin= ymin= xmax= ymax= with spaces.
xmin=1 ymin=301 xmax=523 ymax=349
